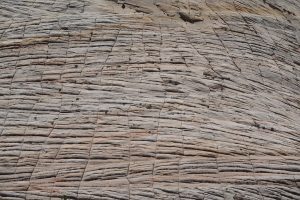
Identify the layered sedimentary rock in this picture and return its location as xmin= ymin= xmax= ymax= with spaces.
xmin=0 ymin=0 xmax=300 ymax=199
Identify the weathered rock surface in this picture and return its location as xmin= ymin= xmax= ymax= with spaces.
xmin=0 ymin=0 xmax=300 ymax=199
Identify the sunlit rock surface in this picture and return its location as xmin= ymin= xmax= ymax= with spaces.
xmin=0 ymin=0 xmax=299 ymax=199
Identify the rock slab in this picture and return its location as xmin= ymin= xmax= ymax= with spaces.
xmin=0 ymin=0 xmax=299 ymax=199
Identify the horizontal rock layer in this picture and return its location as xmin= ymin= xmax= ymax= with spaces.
xmin=0 ymin=0 xmax=299 ymax=199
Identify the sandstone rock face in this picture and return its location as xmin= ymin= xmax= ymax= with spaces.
xmin=0 ymin=0 xmax=300 ymax=199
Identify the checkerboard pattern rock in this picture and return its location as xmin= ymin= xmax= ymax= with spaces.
xmin=0 ymin=0 xmax=299 ymax=199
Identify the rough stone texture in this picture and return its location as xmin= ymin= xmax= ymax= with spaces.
xmin=0 ymin=0 xmax=300 ymax=199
